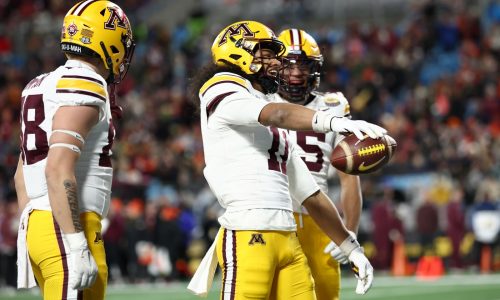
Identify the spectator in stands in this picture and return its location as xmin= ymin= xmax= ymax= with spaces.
xmin=0 ymin=0 xmax=498 ymax=284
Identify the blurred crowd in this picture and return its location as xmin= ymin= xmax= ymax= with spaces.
xmin=1 ymin=0 xmax=499 ymax=287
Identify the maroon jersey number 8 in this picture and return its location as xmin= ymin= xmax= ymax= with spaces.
xmin=21 ymin=94 xmax=49 ymax=165
xmin=20 ymin=93 xmax=114 ymax=167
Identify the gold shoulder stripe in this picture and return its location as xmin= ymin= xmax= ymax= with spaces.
xmin=344 ymin=104 xmax=351 ymax=115
xmin=200 ymin=75 xmax=248 ymax=96
xmin=56 ymin=78 xmax=106 ymax=98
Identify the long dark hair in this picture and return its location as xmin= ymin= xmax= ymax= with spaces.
xmin=188 ymin=63 xmax=250 ymax=114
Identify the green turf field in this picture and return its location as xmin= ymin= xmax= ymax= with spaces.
xmin=2 ymin=273 xmax=500 ymax=300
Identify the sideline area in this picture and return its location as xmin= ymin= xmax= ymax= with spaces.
xmin=2 ymin=273 xmax=500 ymax=300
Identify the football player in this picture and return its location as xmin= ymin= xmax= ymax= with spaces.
xmin=14 ymin=1 xmax=134 ymax=299
xmin=188 ymin=21 xmax=382 ymax=299
xmin=268 ymin=28 xmax=362 ymax=300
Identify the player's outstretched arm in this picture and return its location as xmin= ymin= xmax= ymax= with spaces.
xmin=259 ymin=102 xmax=316 ymax=130
xmin=259 ymin=102 xmax=386 ymax=139
xmin=303 ymin=190 xmax=373 ymax=295
xmin=45 ymin=105 xmax=99 ymax=289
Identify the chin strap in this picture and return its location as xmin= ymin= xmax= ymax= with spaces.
xmin=100 ymin=43 xmax=123 ymax=120
xmin=109 ymin=83 xmax=123 ymax=120
xmin=279 ymin=84 xmax=308 ymax=102
xmin=253 ymin=74 xmax=279 ymax=94
xmin=100 ymin=42 xmax=115 ymax=84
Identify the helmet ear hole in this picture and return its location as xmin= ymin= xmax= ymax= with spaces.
xmin=110 ymin=45 xmax=119 ymax=54
xmin=229 ymin=54 xmax=241 ymax=60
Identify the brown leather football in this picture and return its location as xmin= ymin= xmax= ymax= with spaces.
xmin=331 ymin=134 xmax=397 ymax=175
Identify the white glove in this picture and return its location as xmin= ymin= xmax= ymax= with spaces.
xmin=337 ymin=233 xmax=374 ymax=295
xmin=312 ymin=111 xmax=386 ymax=140
xmin=348 ymin=248 xmax=374 ymax=295
xmin=64 ymin=232 xmax=98 ymax=290
xmin=323 ymin=230 xmax=356 ymax=264
xmin=331 ymin=117 xmax=386 ymax=140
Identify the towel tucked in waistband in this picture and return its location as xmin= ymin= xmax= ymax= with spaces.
xmin=17 ymin=203 xmax=36 ymax=289
xmin=187 ymin=231 xmax=220 ymax=297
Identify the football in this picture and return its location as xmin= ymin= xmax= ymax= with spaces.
xmin=331 ymin=134 xmax=397 ymax=175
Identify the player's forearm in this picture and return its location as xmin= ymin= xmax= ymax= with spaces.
xmin=339 ymin=172 xmax=362 ymax=234
xmin=45 ymin=152 xmax=82 ymax=234
xmin=46 ymin=173 xmax=82 ymax=234
xmin=14 ymin=157 xmax=30 ymax=211
xmin=259 ymin=102 xmax=316 ymax=130
xmin=303 ymin=190 xmax=350 ymax=245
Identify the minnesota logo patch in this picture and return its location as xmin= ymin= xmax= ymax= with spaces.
xmin=249 ymin=233 xmax=266 ymax=245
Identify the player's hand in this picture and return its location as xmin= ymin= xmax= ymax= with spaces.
xmin=64 ymin=232 xmax=98 ymax=290
xmin=330 ymin=117 xmax=386 ymax=140
xmin=348 ymin=247 xmax=374 ymax=295
xmin=323 ymin=230 xmax=356 ymax=264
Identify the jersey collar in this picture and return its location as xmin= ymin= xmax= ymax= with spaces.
xmin=65 ymin=59 xmax=98 ymax=72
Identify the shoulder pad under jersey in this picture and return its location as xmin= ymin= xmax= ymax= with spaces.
xmin=313 ymin=91 xmax=351 ymax=118
xmin=199 ymin=72 xmax=250 ymax=97
xmin=55 ymin=67 xmax=108 ymax=107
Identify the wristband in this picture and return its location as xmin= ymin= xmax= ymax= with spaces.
xmin=63 ymin=231 xmax=87 ymax=250
xmin=312 ymin=110 xmax=331 ymax=133
xmin=338 ymin=233 xmax=361 ymax=256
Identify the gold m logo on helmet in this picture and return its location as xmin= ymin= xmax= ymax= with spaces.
xmin=218 ymin=23 xmax=255 ymax=46
xmin=104 ymin=7 xmax=127 ymax=30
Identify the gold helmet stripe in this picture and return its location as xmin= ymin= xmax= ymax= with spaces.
xmin=67 ymin=2 xmax=80 ymax=15
xmin=70 ymin=0 xmax=96 ymax=16
xmin=290 ymin=28 xmax=302 ymax=52
xmin=76 ymin=0 xmax=97 ymax=16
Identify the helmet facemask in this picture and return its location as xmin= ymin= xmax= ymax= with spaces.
xmin=279 ymin=53 xmax=322 ymax=103
xmin=104 ymin=32 xmax=136 ymax=84
xmin=248 ymin=40 xmax=285 ymax=94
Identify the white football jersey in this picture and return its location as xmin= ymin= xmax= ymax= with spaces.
xmin=268 ymin=91 xmax=351 ymax=212
xmin=199 ymin=72 xmax=320 ymax=231
xmin=20 ymin=60 xmax=114 ymax=217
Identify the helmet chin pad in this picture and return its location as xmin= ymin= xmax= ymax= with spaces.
xmin=254 ymin=74 xmax=279 ymax=94
xmin=279 ymin=84 xmax=308 ymax=103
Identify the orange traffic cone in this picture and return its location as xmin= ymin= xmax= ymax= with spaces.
xmin=416 ymin=255 xmax=444 ymax=280
xmin=392 ymin=238 xmax=407 ymax=276
xmin=480 ymin=245 xmax=492 ymax=274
